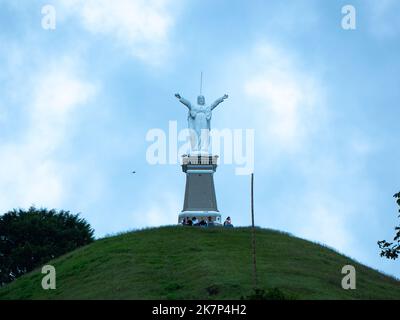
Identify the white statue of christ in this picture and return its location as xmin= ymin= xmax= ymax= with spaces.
xmin=175 ymin=92 xmax=228 ymax=154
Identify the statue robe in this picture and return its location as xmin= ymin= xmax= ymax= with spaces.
xmin=179 ymin=96 xmax=224 ymax=153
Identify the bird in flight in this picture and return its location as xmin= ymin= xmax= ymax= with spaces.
xmin=132 ymin=171 xmax=136 ymax=174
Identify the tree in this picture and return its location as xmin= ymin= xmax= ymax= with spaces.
xmin=378 ymin=192 xmax=400 ymax=260
xmin=0 ymin=207 xmax=94 ymax=286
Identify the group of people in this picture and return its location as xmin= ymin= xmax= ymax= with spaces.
xmin=181 ymin=216 xmax=233 ymax=228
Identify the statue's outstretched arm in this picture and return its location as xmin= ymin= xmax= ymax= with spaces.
xmin=211 ymin=94 xmax=228 ymax=110
xmin=175 ymin=93 xmax=191 ymax=109
xmin=180 ymin=97 xmax=192 ymax=109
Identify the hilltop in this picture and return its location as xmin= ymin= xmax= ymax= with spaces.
xmin=1 ymin=226 xmax=399 ymax=299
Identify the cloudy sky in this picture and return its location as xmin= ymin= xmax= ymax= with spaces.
xmin=1 ymin=0 xmax=400 ymax=277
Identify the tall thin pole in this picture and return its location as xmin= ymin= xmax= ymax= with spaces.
xmin=251 ymin=173 xmax=258 ymax=289
xmin=200 ymin=72 xmax=203 ymax=95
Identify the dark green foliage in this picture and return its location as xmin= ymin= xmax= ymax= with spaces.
xmin=0 ymin=207 xmax=94 ymax=286
xmin=242 ymin=288 xmax=288 ymax=300
xmin=205 ymin=284 xmax=219 ymax=296
xmin=378 ymin=192 xmax=400 ymax=260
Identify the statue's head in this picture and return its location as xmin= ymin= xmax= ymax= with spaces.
xmin=197 ymin=95 xmax=205 ymax=105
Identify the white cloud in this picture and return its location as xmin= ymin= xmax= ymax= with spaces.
xmin=59 ymin=0 xmax=178 ymax=65
xmin=242 ymin=43 xmax=324 ymax=153
xmin=30 ymin=60 xmax=96 ymax=152
xmin=295 ymin=194 xmax=354 ymax=253
xmin=134 ymin=190 xmax=180 ymax=227
xmin=0 ymin=59 xmax=96 ymax=212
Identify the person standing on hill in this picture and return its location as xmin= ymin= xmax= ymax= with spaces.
xmin=224 ymin=216 xmax=233 ymax=227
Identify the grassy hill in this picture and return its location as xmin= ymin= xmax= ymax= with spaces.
xmin=0 ymin=226 xmax=399 ymax=300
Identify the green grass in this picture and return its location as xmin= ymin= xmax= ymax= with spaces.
xmin=0 ymin=226 xmax=399 ymax=300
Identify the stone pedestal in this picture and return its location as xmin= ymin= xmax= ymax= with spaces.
xmin=178 ymin=155 xmax=221 ymax=225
